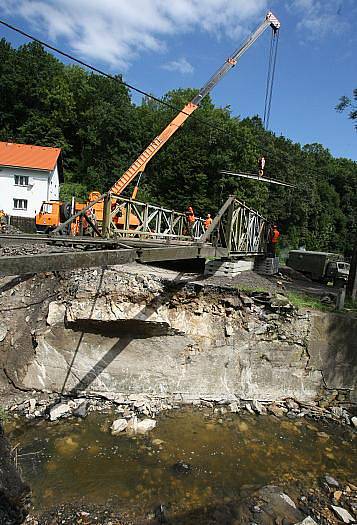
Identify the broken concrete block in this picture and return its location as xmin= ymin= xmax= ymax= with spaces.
xmin=111 ymin=418 xmax=128 ymax=435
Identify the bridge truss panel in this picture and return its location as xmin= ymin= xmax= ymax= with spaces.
xmin=107 ymin=195 xmax=205 ymax=241
xmin=203 ymin=197 xmax=269 ymax=256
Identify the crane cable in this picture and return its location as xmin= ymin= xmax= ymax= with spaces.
xmin=263 ymin=29 xmax=279 ymax=130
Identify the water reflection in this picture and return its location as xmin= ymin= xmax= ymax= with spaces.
xmin=7 ymin=408 xmax=356 ymax=519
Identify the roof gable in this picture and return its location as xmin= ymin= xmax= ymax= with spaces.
xmin=0 ymin=142 xmax=61 ymax=171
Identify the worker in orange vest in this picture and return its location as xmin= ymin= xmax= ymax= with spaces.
xmin=203 ymin=213 xmax=212 ymax=230
xmin=269 ymin=224 xmax=280 ymax=256
xmin=185 ymin=206 xmax=195 ymax=237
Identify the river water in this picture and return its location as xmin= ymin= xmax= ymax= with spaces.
xmin=6 ymin=408 xmax=357 ymax=521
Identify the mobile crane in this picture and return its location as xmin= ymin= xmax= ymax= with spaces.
xmin=36 ymin=11 xmax=280 ymax=234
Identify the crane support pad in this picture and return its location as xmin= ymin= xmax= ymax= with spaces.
xmin=220 ymin=170 xmax=295 ymax=187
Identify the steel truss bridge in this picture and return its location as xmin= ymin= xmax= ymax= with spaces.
xmin=0 ymin=195 xmax=269 ymax=277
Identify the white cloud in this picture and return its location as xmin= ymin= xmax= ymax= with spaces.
xmin=291 ymin=0 xmax=351 ymax=40
xmin=4 ymin=0 xmax=270 ymax=69
xmin=162 ymin=57 xmax=194 ymax=74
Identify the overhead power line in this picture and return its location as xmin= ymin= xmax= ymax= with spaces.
xmin=0 ymin=18 xmax=227 ymax=133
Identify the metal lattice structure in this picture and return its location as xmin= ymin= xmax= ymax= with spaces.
xmin=52 ymin=193 xmax=269 ymax=257
xmin=103 ymin=194 xmax=205 ymax=240
xmin=199 ymin=196 xmax=268 ymax=255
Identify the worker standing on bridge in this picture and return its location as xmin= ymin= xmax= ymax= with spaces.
xmin=204 ymin=213 xmax=212 ymax=230
xmin=258 ymin=156 xmax=266 ymax=177
xmin=185 ymin=206 xmax=195 ymax=237
xmin=268 ymin=224 xmax=280 ymax=257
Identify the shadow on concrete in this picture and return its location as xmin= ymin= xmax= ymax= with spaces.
xmin=60 ymin=270 xmax=187 ymax=395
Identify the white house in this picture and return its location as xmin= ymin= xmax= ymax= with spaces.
xmin=0 ymin=141 xmax=63 ymax=218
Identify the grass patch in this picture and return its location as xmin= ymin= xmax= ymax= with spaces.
xmin=235 ymin=285 xmax=269 ymax=294
xmin=286 ymin=291 xmax=332 ymax=312
xmin=0 ymin=406 xmax=8 ymax=422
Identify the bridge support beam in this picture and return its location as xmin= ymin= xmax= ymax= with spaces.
xmin=0 ymin=249 xmax=136 ymax=277
xmin=0 ymin=245 xmax=217 ymax=277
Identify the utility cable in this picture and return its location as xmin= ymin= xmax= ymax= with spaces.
xmin=266 ymin=30 xmax=279 ymax=129
xmin=0 ymin=18 xmax=229 ymax=134
xmin=263 ymin=29 xmax=279 ymax=130
xmin=263 ymin=31 xmax=275 ymax=128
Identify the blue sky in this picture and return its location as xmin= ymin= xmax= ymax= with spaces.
xmin=1 ymin=0 xmax=356 ymax=160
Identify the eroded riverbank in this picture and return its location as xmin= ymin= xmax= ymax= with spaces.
xmin=5 ymin=407 xmax=357 ymax=525
xmin=1 ymin=263 xmax=357 ymax=523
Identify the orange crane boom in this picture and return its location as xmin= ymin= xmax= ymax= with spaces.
xmin=110 ymin=11 xmax=280 ymax=198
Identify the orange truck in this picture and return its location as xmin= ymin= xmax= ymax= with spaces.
xmin=35 ymin=12 xmax=280 ymax=235
xmin=36 ymin=192 xmax=103 ymax=234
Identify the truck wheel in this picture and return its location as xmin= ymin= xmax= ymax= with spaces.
xmin=60 ymin=202 xmax=72 ymax=222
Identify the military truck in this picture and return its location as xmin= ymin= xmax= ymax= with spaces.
xmin=286 ymin=250 xmax=350 ymax=285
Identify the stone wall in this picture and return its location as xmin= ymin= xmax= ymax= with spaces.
xmin=0 ymin=265 xmax=356 ymax=403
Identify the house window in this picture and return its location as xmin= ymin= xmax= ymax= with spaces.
xmin=13 ymin=198 xmax=28 ymax=210
xmin=14 ymin=175 xmax=29 ymax=186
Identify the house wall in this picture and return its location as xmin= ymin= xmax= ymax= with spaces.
xmin=0 ymin=165 xmax=59 ymax=218
xmin=48 ymin=165 xmax=60 ymax=201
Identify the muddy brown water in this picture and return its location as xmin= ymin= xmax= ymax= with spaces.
xmin=6 ymin=408 xmax=357 ymax=520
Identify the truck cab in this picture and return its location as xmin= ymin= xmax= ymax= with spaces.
xmin=325 ymin=261 xmax=350 ymax=285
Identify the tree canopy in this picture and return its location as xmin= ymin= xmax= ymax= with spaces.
xmin=1 ymin=39 xmax=356 ymax=256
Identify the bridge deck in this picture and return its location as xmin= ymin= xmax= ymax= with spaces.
xmin=0 ymin=235 xmax=217 ymax=276
xmin=0 ymin=194 xmax=269 ymax=276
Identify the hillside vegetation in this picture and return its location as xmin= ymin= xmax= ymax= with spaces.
xmin=1 ymin=39 xmax=356 ymax=255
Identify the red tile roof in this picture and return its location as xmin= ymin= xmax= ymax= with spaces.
xmin=0 ymin=142 xmax=61 ymax=171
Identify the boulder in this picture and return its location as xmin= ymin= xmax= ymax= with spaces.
xmin=49 ymin=403 xmax=72 ymax=421
xmin=325 ymin=475 xmax=339 ymax=487
xmin=28 ymin=398 xmax=36 ymax=414
xmin=251 ymin=486 xmax=304 ymax=523
xmin=351 ymin=416 xmax=357 ymax=429
xmin=111 ymin=418 xmax=128 ymax=435
xmin=331 ymin=505 xmax=355 ymax=523
xmin=136 ymin=418 xmax=156 ymax=434
xmin=225 ymin=323 xmax=234 ymax=337
xmin=73 ymin=401 xmax=88 ymax=418
xmin=268 ymin=403 xmax=287 ymax=417
xmin=252 ymin=399 xmax=267 ymax=415
xmin=47 ymin=301 xmax=66 ymax=326
xmin=0 ymin=320 xmax=8 ymax=342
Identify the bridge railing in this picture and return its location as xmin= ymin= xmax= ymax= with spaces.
xmin=199 ymin=196 xmax=268 ymax=255
xmin=103 ymin=194 xmax=205 ymax=240
xmin=51 ymin=191 xmax=268 ymax=255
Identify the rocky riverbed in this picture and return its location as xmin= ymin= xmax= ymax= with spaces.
xmin=3 ymin=406 xmax=357 ymax=525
